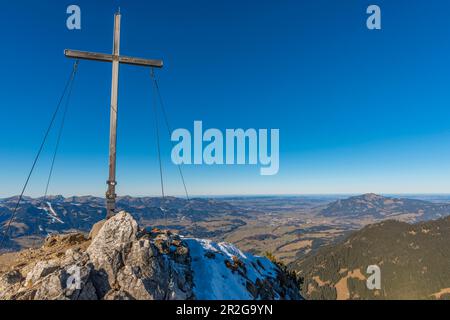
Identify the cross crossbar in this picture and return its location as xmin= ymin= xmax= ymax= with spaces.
xmin=64 ymin=49 xmax=163 ymax=68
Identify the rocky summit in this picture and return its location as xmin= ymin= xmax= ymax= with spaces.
xmin=0 ymin=212 xmax=302 ymax=300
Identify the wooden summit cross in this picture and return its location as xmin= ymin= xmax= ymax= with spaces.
xmin=65 ymin=11 xmax=163 ymax=218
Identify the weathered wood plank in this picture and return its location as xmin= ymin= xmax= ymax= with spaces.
xmin=64 ymin=49 xmax=163 ymax=68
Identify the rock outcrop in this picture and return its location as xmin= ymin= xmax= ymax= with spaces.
xmin=0 ymin=212 xmax=302 ymax=300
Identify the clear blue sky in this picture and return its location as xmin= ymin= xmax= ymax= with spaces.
xmin=1 ymin=0 xmax=450 ymax=197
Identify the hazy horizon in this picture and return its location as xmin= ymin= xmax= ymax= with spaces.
xmin=3 ymin=192 xmax=450 ymax=200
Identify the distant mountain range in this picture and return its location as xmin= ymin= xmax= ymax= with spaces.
xmin=3 ymin=192 xmax=450 ymax=271
xmin=0 ymin=196 xmax=243 ymax=251
xmin=319 ymin=193 xmax=450 ymax=222
xmin=290 ymin=215 xmax=450 ymax=300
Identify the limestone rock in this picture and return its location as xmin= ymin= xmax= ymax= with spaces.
xmin=25 ymin=260 xmax=59 ymax=287
xmin=104 ymin=289 xmax=134 ymax=300
xmin=0 ymin=211 xmax=302 ymax=300
xmin=89 ymin=220 xmax=106 ymax=240
xmin=0 ymin=270 xmax=22 ymax=290
xmin=86 ymin=211 xmax=138 ymax=283
xmin=0 ymin=270 xmax=23 ymax=299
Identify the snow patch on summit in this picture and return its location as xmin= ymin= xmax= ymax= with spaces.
xmin=184 ymin=238 xmax=279 ymax=300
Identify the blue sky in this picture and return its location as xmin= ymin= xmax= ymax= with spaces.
xmin=1 ymin=0 xmax=450 ymax=197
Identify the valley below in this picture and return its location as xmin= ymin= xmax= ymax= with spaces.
xmin=0 ymin=194 xmax=369 ymax=263
xmin=2 ymin=193 xmax=450 ymax=264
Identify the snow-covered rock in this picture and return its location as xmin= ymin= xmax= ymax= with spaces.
xmin=0 ymin=212 xmax=302 ymax=300
xmin=186 ymin=239 xmax=300 ymax=299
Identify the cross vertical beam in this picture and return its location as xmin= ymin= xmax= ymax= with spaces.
xmin=106 ymin=12 xmax=121 ymax=218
